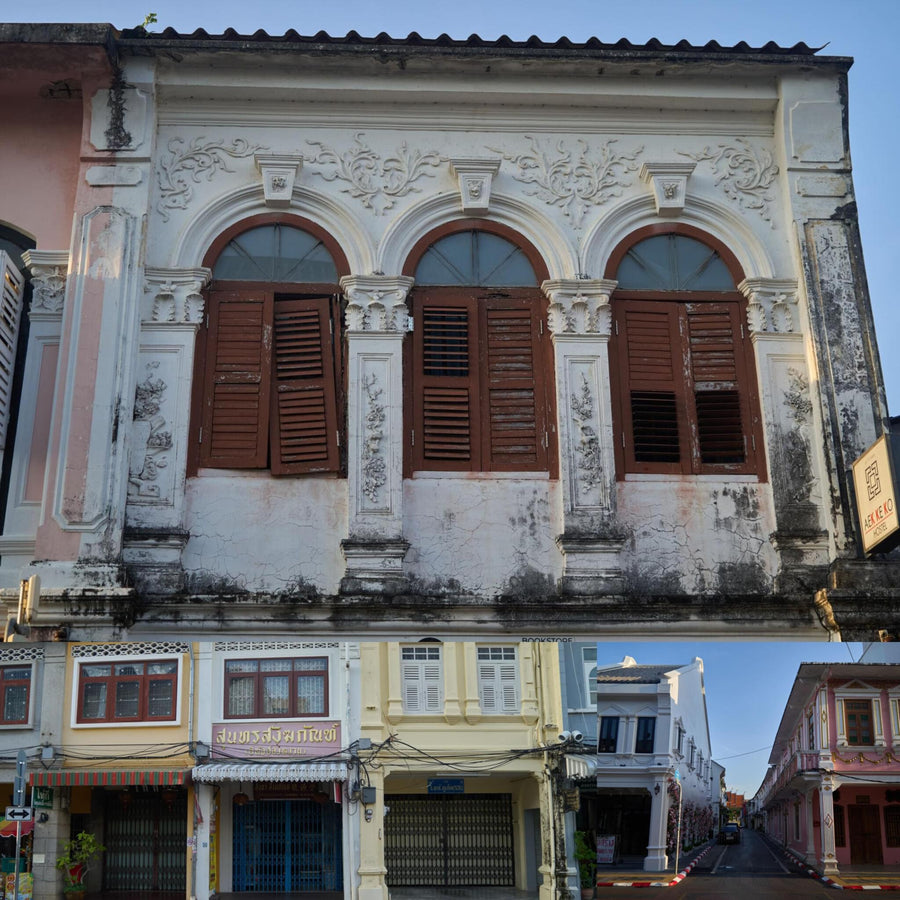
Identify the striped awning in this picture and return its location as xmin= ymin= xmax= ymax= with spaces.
xmin=30 ymin=769 xmax=188 ymax=787
xmin=566 ymin=754 xmax=598 ymax=779
xmin=192 ymin=762 xmax=347 ymax=783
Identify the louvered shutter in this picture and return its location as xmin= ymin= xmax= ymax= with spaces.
xmin=269 ymin=297 xmax=339 ymax=475
xmin=200 ymin=291 xmax=272 ymax=468
xmin=685 ymin=302 xmax=747 ymax=468
xmin=401 ymin=657 xmax=443 ymax=713
xmin=414 ymin=294 xmax=479 ymax=471
xmin=477 ymin=651 xmax=519 ymax=714
xmin=619 ymin=300 xmax=684 ymax=471
xmin=483 ymin=298 xmax=547 ymax=471
xmin=0 ymin=253 xmax=24 ymax=452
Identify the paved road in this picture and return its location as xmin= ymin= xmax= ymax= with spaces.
xmin=597 ymin=829 xmax=838 ymax=897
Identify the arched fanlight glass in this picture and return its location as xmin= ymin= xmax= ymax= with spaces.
xmin=414 ymin=231 xmax=538 ymax=286
xmin=212 ymin=224 xmax=338 ymax=282
xmin=615 ymin=234 xmax=736 ymax=291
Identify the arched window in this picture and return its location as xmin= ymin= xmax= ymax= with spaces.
xmin=404 ymin=224 xmax=554 ymax=474
xmin=193 ymin=216 xmax=348 ymax=475
xmin=607 ymin=226 xmax=764 ymax=477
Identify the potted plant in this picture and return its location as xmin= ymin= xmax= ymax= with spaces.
xmin=56 ymin=831 xmax=105 ymax=900
xmin=574 ymin=830 xmax=596 ymax=900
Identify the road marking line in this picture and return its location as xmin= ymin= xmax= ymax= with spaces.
xmin=762 ymin=839 xmax=792 ymax=874
xmin=711 ymin=846 xmax=728 ymax=875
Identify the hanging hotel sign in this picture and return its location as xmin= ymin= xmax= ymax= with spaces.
xmin=211 ymin=721 xmax=341 ymax=759
xmin=852 ymin=434 xmax=900 ymax=555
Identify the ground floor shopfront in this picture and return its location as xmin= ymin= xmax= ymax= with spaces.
xmin=193 ymin=762 xmax=352 ymax=899
xmin=356 ymin=768 xmax=552 ymax=900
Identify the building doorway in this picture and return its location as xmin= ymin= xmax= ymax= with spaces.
xmin=848 ymin=804 xmax=884 ymax=865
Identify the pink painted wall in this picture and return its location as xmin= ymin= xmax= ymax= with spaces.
xmin=0 ymin=46 xmax=109 ymax=249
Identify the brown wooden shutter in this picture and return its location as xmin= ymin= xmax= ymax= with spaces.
xmin=685 ymin=302 xmax=747 ymax=468
xmin=414 ymin=293 xmax=479 ymax=471
xmin=200 ymin=291 xmax=272 ymax=468
xmin=483 ymin=297 xmax=547 ymax=471
xmin=269 ymin=297 xmax=339 ymax=475
xmin=620 ymin=300 xmax=684 ymax=471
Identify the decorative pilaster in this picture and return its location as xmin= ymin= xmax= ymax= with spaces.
xmin=122 ymin=267 xmax=210 ymax=594
xmin=818 ymin=773 xmax=840 ymax=876
xmin=644 ymin=778 xmax=670 ymax=871
xmin=543 ymin=278 xmax=625 ymax=595
xmin=340 ymin=276 xmax=413 ymax=594
xmin=739 ymin=277 xmax=830 ymax=591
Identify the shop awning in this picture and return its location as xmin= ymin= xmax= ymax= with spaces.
xmin=192 ymin=762 xmax=347 ymax=783
xmin=565 ymin=755 xmax=598 ymax=779
xmin=30 ymin=769 xmax=188 ymax=787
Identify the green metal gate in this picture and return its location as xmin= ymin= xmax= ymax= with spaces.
xmin=102 ymin=790 xmax=187 ymax=892
xmin=385 ymin=793 xmax=515 ymax=886
xmin=232 ymin=799 xmax=343 ymax=891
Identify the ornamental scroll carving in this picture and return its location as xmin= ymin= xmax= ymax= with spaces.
xmin=490 ymin=137 xmax=642 ymax=229
xmin=361 ymin=373 xmax=387 ymax=504
xmin=128 ymin=361 xmax=173 ymax=500
xmin=680 ymin=139 xmax=778 ymax=225
xmin=304 ymin=134 xmax=444 ymax=215
xmin=570 ymin=374 xmax=603 ymax=494
xmin=156 ymin=137 xmax=266 ymax=222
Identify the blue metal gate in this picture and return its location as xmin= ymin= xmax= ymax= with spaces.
xmin=233 ymin=799 xmax=343 ymax=892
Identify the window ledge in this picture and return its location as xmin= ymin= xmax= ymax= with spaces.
xmin=623 ymin=473 xmax=759 ymax=483
xmin=409 ymin=471 xmax=552 ymax=481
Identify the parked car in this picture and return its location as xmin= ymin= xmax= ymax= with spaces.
xmin=718 ymin=823 xmax=741 ymax=845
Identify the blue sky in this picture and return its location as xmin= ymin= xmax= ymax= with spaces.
xmin=9 ymin=0 xmax=900 ymax=420
xmin=596 ymin=641 xmax=900 ymax=797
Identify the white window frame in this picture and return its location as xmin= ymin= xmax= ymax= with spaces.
xmin=476 ymin=646 xmax=520 ymax=714
xmin=834 ymin=681 xmax=885 ymax=748
xmin=400 ymin=645 xmax=443 ymax=714
xmin=582 ymin=646 xmax=597 ymax=710
xmin=674 ymin=720 xmax=685 ymax=757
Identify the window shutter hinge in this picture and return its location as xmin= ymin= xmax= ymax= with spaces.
xmin=329 ymin=318 xmax=333 ymax=335
xmin=198 ymin=426 xmax=203 ymax=445
xmin=539 ymin=319 xmax=544 ymax=335
xmin=751 ymin=435 xmax=756 ymax=451
xmin=615 ymin=321 xmax=619 ymax=335
xmin=411 ymin=429 xmax=415 ymax=447
xmin=622 ymin=432 xmax=625 ymax=448
xmin=205 ymin=313 xmax=209 ymax=329
xmin=336 ymin=430 xmax=341 ymax=447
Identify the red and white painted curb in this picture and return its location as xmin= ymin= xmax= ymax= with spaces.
xmin=774 ymin=842 xmax=900 ymax=891
xmin=596 ymin=842 xmax=715 ymax=888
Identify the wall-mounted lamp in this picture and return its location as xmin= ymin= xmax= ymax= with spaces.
xmin=654 ymin=784 xmax=661 ymax=795
xmin=38 ymin=813 xmax=49 ymax=824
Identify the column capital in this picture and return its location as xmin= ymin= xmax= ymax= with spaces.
xmin=143 ymin=267 xmax=212 ymax=326
xmin=22 ymin=250 xmax=69 ymax=318
xmin=542 ymin=279 xmax=617 ymax=335
xmin=341 ymin=275 xmax=414 ymax=333
xmin=738 ymin=277 xmax=801 ymax=334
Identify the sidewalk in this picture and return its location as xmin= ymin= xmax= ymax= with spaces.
xmin=595 ymin=842 xmax=714 ymax=888
xmin=769 ymin=841 xmax=900 ymax=891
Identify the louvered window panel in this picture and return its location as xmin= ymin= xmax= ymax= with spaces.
xmin=0 ymin=254 xmax=23 ymax=452
xmin=695 ymin=390 xmax=745 ymax=463
xmin=423 ymin=308 xmax=469 ymax=376
xmin=624 ymin=310 xmax=676 ymax=383
xmin=201 ymin=294 xmax=272 ymax=468
xmin=477 ymin=647 xmax=519 ymax=714
xmin=687 ymin=306 xmax=739 ymax=385
xmin=486 ymin=308 xmax=539 ymax=468
xmin=631 ymin=392 xmax=680 ymax=462
xmin=400 ymin=647 xmax=443 ymax=713
xmin=270 ymin=299 xmax=338 ymax=474
xmin=423 ymin=388 xmax=471 ymax=461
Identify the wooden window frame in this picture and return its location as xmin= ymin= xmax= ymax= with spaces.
xmin=845 ymin=699 xmax=874 ymax=746
xmin=76 ymin=659 xmax=178 ymax=724
xmin=403 ymin=221 xmax=556 ymax=477
xmin=224 ymin=657 xmax=329 ymax=719
xmin=607 ymin=225 xmax=766 ymax=479
xmin=0 ymin=664 xmax=30 ymax=725
xmin=189 ymin=214 xmax=348 ymax=477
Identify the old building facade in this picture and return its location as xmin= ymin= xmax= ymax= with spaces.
xmin=0 ymin=24 xmax=896 ymax=640
xmin=753 ymin=661 xmax=900 ymax=876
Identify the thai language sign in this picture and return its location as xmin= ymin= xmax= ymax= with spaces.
xmin=852 ymin=435 xmax=899 ymax=554
xmin=212 ymin=721 xmax=341 ymax=758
